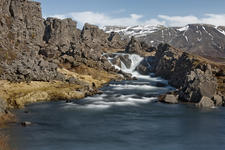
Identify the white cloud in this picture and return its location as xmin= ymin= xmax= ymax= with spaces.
xmin=69 ymin=12 xmax=147 ymax=27
xmin=158 ymin=14 xmax=225 ymax=26
xmin=48 ymin=11 xmax=225 ymax=28
xmin=158 ymin=15 xmax=199 ymax=26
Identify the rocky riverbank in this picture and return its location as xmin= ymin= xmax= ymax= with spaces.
xmin=136 ymin=43 xmax=225 ymax=107
xmin=0 ymin=0 xmax=130 ymax=123
xmin=0 ymin=0 xmax=224 ymax=124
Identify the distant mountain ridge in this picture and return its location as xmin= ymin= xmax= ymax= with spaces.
xmin=104 ymin=24 xmax=225 ymax=61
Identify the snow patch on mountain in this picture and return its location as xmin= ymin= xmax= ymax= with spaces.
xmin=104 ymin=25 xmax=164 ymax=38
xmin=177 ymin=25 xmax=189 ymax=32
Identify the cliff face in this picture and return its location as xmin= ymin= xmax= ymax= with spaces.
xmin=0 ymin=0 xmax=44 ymax=50
xmin=0 ymin=0 xmax=128 ymax=111
xmin=0 ymin=0 xmax=128 ymax=82
xmin=142 ymin=44 xmax=225 ymax=107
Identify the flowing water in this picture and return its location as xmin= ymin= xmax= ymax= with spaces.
xmin=5 ymin=54 xmax=225 ymax=150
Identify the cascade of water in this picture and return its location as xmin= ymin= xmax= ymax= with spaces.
xmin=108 ymin=53 xmax=144 ymax=75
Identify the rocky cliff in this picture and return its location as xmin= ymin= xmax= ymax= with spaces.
xmin=139 ymin=43 xmax=225 ymax=107
xmin=0 ymin=0 xmax=129 ymax=115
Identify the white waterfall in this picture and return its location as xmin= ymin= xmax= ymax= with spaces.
xmin=120 ymin=54 xmax=144 ymax=74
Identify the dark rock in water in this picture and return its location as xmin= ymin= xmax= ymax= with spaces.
xmin=118 ymin=55 xmax=131 ymax=69
xmin=118 ymin=70 xmax=133 ymax=80
xmin=213 ymin=94 xmax=223 ymax=106
xmin=155 ymin=82 xmax=167 ymax=87
xmin=196 ymin=96 xmax=214 ymax=108
xmin=21 ymin=121 xmax=32 ymax=127
xmin=125 ymin=36 xmax=143 ymax=54
xmin=110 ymin=54 xmax=131 ymax=69
xmin=0 ymin=97 xmax=7 ymax=116
xmin=181 ymin=67 xmax=217 ymax=103
xmin=111 ymin=57 xmax=122 ymax=67
xmin=135 ymin=58 xmax=151 ymax=75
xmin=159 ymin=94 xmax=178 ymax=104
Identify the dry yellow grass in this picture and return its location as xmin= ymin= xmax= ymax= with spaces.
xmin=0 ymin=135 xmax=11 ymax=150
xmin=0 ymin=80 xmax=85 ymax=108
xmin=59 ymin=64 xmax=119 ymax=88
xmin=0 ymin=65 xmax=119 ymax=109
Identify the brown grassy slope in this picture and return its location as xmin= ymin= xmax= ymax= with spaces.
xmin=0 ymin=65 xmax=120 ymax=109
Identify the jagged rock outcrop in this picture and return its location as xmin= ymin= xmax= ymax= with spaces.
xmin=0 ymin=0 xmax=44 ymax=51
xmin=139 ymin=43 xmax=225 ymax=106
xmin=110 ymin=54 xmax=132 ymax=68
xmin=135 ymin=57 xmax=152 ymax=75
xmin=125 ymin=36 xmax=143 ymax=54
xmin=0 ymin=0 xmax=130 ymax=84
xmin=108 ymin=32 xmax=127 ymax=49
xmin=0 ymin=0 xmax=61 ymax=82
xmin=0 ymin=51 xmax=64 ymax=82
xmin=196 ymin=96 xmax=215 ymax=108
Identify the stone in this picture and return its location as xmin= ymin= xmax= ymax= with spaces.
xmin=149 ymin=44 xmax=218 ymax=104
xmin=21 ymin=121 xmax=32 ymax=127
xmin=118 ymin=55 xmax=131 ymax=69
xmin=196 ymin=96 xmax=214 ymax=108
xmin=111 ymin=57 xmax=121 ymax=67
xmin=0 ymin=97 xmax=7 ymax=115
xmin=135 ymin=58 xmax=151 ymax=75
xmin=213 ymin=95 xmax=223 ymax=106
xmin=159 ymin=94 xmax=178 ymax=104
xmin=125 ymin=36 xmax=143 ymax=54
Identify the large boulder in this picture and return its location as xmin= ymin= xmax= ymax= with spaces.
xmin=159 ymin=94 xmax=178 ymax=104
xmin=196 ymin=96 xmax=215 ymax=108
xmin=135 ymin=57 xmax=152 ymax=75
xmin=125 ymin=36 xmax=143 ymax=54
xmin=213 ymin=94 xmax=223 ymax=106
xmin=108 ymin=32 xmax=128 ymax=49
xmin=180 ymin=66 xmax=217 ymax=103
xmin=44 ymin=18 xmax=78 ymax=46
xmin=118 ymin=55 xmax=131 ymax=69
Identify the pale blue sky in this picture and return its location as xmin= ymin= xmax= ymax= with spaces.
xmin=36 ymin=0 xmax=225 ymax=28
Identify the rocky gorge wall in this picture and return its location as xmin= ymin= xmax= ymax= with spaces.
xmin=140 ymin=43 xmax=225 ymax=107
xmin=0 ymin=0 xmax=129 ymax=116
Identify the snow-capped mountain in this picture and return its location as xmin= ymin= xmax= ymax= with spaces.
xmin=104 ymin=24 xmax=225 ymax=61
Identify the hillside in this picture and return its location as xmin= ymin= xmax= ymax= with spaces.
xmin=105 ymin=24 xmax=225 ymax=62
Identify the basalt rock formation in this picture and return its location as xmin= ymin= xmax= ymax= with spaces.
xmin=0 ymin=0 xmax=129 ymax=115
xmin=138 ymin=43 xmax=225 ymax=107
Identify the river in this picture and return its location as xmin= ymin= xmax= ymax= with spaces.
xmin=5 ymin=54 xmax=225 ymax=150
